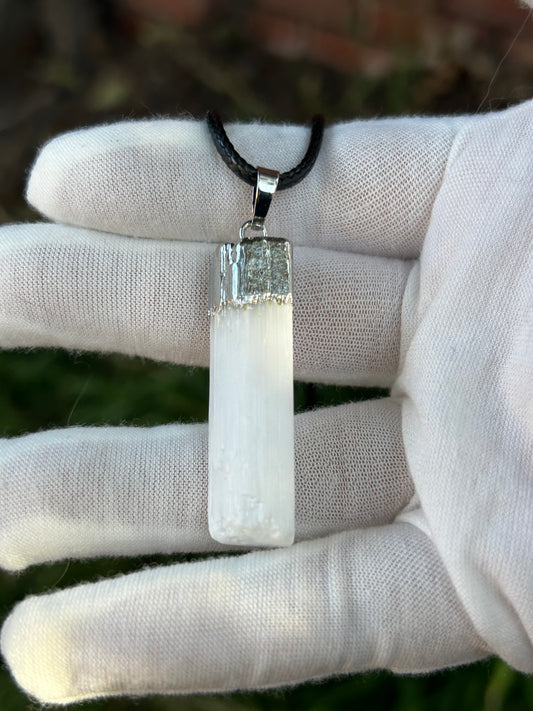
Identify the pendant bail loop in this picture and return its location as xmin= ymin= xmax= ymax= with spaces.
xmin=251 ymin=166 xmax=279 ymax=230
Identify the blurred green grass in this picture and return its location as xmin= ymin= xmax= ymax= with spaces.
xmin=1 ymin=0 xmax=532 ymax=708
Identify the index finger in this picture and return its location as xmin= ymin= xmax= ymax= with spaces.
xmin=27 ymin=115 xmax=469 ymax=259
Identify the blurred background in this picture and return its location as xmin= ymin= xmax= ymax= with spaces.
xmin=0 ymin=0 xmax=533 ymax=709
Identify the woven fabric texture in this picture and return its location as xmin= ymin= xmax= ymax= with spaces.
xmin=0 ymin=95 xmax=531 ymax=703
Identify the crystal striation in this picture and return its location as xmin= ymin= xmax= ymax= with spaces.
xmin=208 ymin=237 xmax=295 ymax=547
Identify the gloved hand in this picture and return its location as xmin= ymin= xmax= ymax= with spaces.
xmin=0 ymin=97 xmax=531 ymax=705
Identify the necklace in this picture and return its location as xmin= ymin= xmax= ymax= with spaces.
xmin=206 ymin=111 xmax=325 ymax=547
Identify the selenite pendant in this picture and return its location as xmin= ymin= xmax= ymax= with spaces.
xmin=208 ymin=237 xmax=295 ymax=547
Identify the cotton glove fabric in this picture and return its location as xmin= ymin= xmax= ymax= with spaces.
xmin=0 ymin=98 xmax=532 ymax=704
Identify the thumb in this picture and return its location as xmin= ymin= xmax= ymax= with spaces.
xmin=2 ymin=523 xmax=487 ymax=705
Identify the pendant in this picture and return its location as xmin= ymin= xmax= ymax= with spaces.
xmin=208 ymin=168 xmax=295 ymax=547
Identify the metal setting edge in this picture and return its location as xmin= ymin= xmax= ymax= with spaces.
xmin=210 ymin=237 xmax=293 ymax=314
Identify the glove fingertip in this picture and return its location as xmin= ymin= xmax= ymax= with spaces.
xmin=25 ymin=131 xmax=75 ymax=221
xmin=1 ymin=595 xmax=77 ymax=705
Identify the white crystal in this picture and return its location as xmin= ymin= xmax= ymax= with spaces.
xmin=208 ymin=300 xmax=295 ymax=547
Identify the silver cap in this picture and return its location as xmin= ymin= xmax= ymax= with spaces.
xmin=210 ymin=238 xmax=293 ymax=313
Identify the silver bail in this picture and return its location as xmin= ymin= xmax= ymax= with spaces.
xmin=251 ymin=166 xmax=279 ymax=230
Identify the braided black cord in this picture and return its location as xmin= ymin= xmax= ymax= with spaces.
xmin=206 ymin=111 xmax=325 ymax=190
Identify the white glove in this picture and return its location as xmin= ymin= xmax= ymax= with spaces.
xmin=0 ymin=97 xmax=531 ymax=704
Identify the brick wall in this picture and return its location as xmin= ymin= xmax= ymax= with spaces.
xmin=120 ymin=0 xmax=533 ymax=79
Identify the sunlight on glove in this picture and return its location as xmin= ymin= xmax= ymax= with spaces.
xmin=0 ymin=93 xmax=531 ymax=704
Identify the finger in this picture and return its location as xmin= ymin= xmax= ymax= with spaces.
xmin=26 ymin=115 xmax=469 ymax=259
xmin=0 ymin=399 xmax=412 ymax=571
xmin=0 ymin=223 xmax=412 ymax=386
xmin=1 ymin=523 xmax=488 ymax=704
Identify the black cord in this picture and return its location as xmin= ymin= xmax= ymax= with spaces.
xmin=206 ymin=111 xmax=325 ymax=190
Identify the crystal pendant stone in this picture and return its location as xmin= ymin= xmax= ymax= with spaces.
xmin=208 ymin=237 xmax=295 ymax=547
